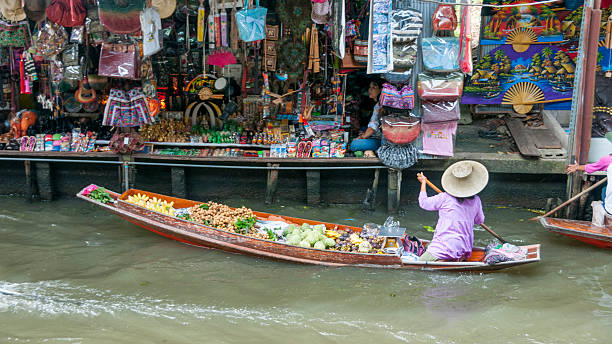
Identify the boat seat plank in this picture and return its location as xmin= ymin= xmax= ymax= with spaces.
xmin=505 ymin=118 xmax=541 ymax=157
xmin=531 ymin=128 xmax=562 ymax=149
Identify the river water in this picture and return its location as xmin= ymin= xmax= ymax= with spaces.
xmin=1 ymin=196 xmax=611 ymax=343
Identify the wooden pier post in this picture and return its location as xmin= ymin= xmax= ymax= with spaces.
xmin=265 ymin=163 xmax=279 ymax=204
xmin=306 ymin=170 xmax=321 ymax=206
xmin=388 ymin=168 xmax=402 ymax=213
xmin=24 ymin=160 xmax=33 ymax=202
xmin=35 ymin=162 xmax=53 ymax=201
xmin=171 ymin=167 xmax=187 ymax=198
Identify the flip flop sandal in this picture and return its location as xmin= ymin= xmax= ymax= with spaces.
xmin=297 ymin=141 xmax=306 ymax=158
xmin=304 ymin=141 xmax=313 ymax=158
xmin=27 ymin=136 xmax=36 ymax=151
xmin=20 ymin=136 xmax=28 ymax=151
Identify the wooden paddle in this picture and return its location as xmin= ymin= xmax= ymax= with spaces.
xmin=528 ymin=177 xmax=608 ymax=221
xmin=424 ymin=179 xmax=509 ymax=244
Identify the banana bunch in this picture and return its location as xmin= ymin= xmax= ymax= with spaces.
xmin=127 ymin=193 xmax=150 ymax=207
xmin=325 ymin=230 xmax=341 ymax=239
xmin=127 ymin=194 xmax=175 ymax=216
xmin=349 ymin=233 xmax=364 ymax=245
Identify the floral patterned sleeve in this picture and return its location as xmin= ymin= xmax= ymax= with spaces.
xmin=368 ymin=103 xmax=381 ymax=131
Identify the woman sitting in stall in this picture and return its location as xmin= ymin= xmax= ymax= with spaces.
xmin=416 ymin=160 xmax=488 ymax=262
xmin=350 ymin=78 xmax=385 ymax=154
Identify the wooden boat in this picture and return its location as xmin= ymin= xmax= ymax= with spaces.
xmin=538 ymin=217 xmax=612 ymax=248
xmin=77 ymin=186 xmax=541 ymax=271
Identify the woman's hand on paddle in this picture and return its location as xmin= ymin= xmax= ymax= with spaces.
xmin=417 ymin=172 xmax=427 ymax=184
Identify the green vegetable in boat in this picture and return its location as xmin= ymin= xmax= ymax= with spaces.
xmin=313 ymin=241 xmax=326 ymax=250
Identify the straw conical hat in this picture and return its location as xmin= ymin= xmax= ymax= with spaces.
xmin=441 ymin=160 xmax=489 ymax=198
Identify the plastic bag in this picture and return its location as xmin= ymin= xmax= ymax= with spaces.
xmin=392 ymin=39 xmax=418 ymax=70
xmin=235 ymin=0 xmax=267 ymax=42
xmin=35 ymin=21 xmax=68 ymax=59
xmin=70 ymin=26 xmax=85 ymax=43
xmin=421 ymin=37 xmax=459 ymax=72
xmin=421 ymin=100 xmax=460 ymax=123
xmin=98 ymin=43 xmax=139 ymax=79
xmin=390 ymin=8 xmax=423 ymax=41
xmin=417 ymin=72 xmax=463 ymax=100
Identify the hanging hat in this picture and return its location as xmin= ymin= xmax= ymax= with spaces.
xmin=441 ymin=160 xmax=489 ymax=198
xmin=24 ymin=0 xmax=50 ymax=22
xmin=152 ymin=0 xmax=176 ymax=19
xmin=98 ymin=0 xmax=144 ymax=34
xmin=0 ymin=0 xmax=26 ymax=21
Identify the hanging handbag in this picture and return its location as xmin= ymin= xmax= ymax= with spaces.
xmin=98 ymin=42 xmax=139 ymax=79
xmin=235 ymin=0 xmax=267 ymax=42
xmin=380 ymin=83 xmax=414 ymax=109
xmin=417 ymin=73 xmax=463 ymax=100
xmin=381 ymin=114 xmax=421 ymax=144
xmin=46 ymin=0 xmax=86 ymax=27
xmin=421 ymin=100 xmax=460 ymax=123
xmin=421 ymin=37 xmax=460 ymax=72
xmin=432 ymin=4 xmax=457 ymax=31
xmin=417 ymin=72 xmax=464 ymax=100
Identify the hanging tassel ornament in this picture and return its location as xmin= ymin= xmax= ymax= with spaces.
xmin=197 ymin=0 xmax=206 ymax=42
xmin=220 ymin=0 xmax=228 ymax=47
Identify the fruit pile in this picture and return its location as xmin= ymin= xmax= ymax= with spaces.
xmin=188 ymin=201 xmax=255 ymax=233
xmin=330 ymin=229 xmax=385 ymax=253
xmin=126 ymin=193 xmax=176 ymax=216
xmin=284 ymin=224 xmax=337 ymax=249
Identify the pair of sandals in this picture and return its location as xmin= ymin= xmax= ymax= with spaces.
xmin=296 ymin=140 xmax=313 ymax=158
xmin=19 ymin=136 xmax=37 ymax=152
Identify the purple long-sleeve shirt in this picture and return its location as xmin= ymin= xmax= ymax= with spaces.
xmin=419 ymin=191 xmax=485 ymax=260
xmin=585 ymin=155 xmax=612 ymax=173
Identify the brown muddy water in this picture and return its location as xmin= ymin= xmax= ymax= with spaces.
xmin=1 ymin=196 xmax=611 ymax=343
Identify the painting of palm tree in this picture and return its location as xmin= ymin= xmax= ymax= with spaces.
xmin=542 ymin=47 xmax=554 ymax=60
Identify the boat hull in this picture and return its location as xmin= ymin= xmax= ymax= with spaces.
xmin=538 ymin=217 xmax=612 ymax=248
xmin=77 ymin=186 xmax=541 ymax=271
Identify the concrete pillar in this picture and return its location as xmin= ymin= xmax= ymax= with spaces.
xmin=35 ymin=162 xmax=53 ymax=201
xmin=265 ymin=163 xmax=279 ymax=204
xmin=171 ymin=167 xmax=187 ymax=198
xmin=388 ymin=168 xmax=402 ymax=214
xmin=306 ymin=170 xmax=321 ymax=206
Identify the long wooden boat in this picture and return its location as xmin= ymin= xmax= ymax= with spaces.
xmin=77 ymin=185 xmax=541 ymax=271
xmin=538 ymin=217 xmax=612 ymax=248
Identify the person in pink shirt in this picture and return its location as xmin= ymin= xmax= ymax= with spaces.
xmin=566 ymin=154 xmax=612 ymax=214
xmin=416 ymin=161 xmax=488 ymax=262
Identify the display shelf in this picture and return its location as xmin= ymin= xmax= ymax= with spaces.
xmin=95 ymin=140 xmax=270 ymax=149
xmin=145 ymin=142 xmax=271 ymax=149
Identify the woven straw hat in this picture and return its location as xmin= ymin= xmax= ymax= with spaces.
xmin=152 ymin=0 xmax=176 ymax=19
xmin=441 ymin=160 xmax=489 ymax=198
xmin=0 ymin=0 xmax=26 ymax=21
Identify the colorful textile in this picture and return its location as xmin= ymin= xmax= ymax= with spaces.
xmin=483 ymin=243 xmax=526 ymax=265
xmin=368 ymin=0 xmax=391 ymax=74
xmin=103 ymin=88 xmax=151 ymax=127
xmin=380 ymin=83 xmax=414 ymax=109
xmin=418 ymin=191 xmax=485 ymax=261
xmin=421 ymin=121 xmax=457 ymax=157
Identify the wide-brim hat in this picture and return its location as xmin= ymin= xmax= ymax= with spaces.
xmin=98 ymin=0 xmax=144 ymax=34
xmin=0 ymin=0 xmax=26 ymax=21
xmin=152 ymin=0 xmax=176 ymax=19
xmin=24 ymin=0 xmax=50 ymax=22
xmin=441 ymin=160 xmax=489 ymax=198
